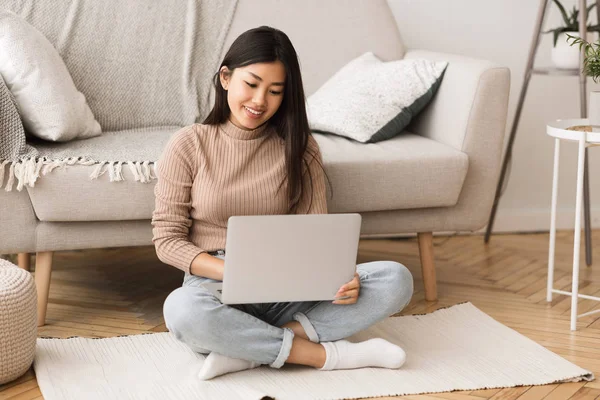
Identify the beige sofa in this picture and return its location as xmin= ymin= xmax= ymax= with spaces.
xmin=0 ymin=0 xmax=510 ymax=326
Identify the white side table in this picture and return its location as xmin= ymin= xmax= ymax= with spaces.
xmin=546 ymin=118 xmax=600 ymax=331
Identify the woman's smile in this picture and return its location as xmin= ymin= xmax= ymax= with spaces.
xmin=243 ymin=105 xmax=265 ymax=119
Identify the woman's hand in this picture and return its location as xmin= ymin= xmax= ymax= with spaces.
xmin=190 ymin=253 xmax=225 ymax=281
xmin=333 ymin=272 xmax=360 ymax=305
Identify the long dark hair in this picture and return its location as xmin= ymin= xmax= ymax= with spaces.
xmin=203 ymin=26 xmax=330 ymax=212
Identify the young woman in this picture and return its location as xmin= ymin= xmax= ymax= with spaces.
xmin=152 ymin=26 xmax=414 ymax=380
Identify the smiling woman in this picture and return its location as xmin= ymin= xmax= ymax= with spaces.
xmin=151 ymin=25 xmax=414 ymax=381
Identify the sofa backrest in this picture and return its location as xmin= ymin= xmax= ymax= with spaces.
xmin=1 ymin=0 xmax=404 ymax=130
xmin=0 ymin=0 xmax=236 ymax=131
xmin=223 ymin=0 xmax=405 ymax=97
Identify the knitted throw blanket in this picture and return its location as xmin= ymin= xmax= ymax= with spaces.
xmin=0 ymin=0 xmax=238 ymax=192
xmin=0 ymin=78 xmax=39 ymax=191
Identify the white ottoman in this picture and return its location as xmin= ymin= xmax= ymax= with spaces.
xmin=0 ymin=258 xmax=37 ymax=385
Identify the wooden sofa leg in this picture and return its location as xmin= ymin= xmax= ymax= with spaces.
xmin=18 ymin=253 xmax=31 ymax=271
xmin=417 ymin=232 xmax=438 ymax=301
xmin=35 ymin=251 xmax=54 ymax=327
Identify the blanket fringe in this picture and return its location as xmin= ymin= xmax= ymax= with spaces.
xmin=5 ymin=163 xmax=16 ymax=192
xmin=0 ymin=158 xmax=158 ymax=192
xmin=127 ymin=161 xmax=140 ymax=182
xmin=114 ymin=161 xmax=124 ymax=182
xmin=137 ymin=162 xmax=147 ymax=183
xmin=90 ymin=161 xmax=108 ymax=180
xmin=0 ymin=160 xmax=10 ymax=188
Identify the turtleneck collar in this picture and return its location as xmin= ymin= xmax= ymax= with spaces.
xmin=219 ymin=119 xmax=270 ymax=140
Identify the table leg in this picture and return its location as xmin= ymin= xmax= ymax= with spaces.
xmin=547 ymin=138 xmax=560 ymax=302
xmin=583 ymin=150 xmax=592 ymax=266
xmin=571 ymin=136 xmax=586 ymax=331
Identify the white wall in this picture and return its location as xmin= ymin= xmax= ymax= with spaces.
xmin=388 ymin=0 xmax=600 ymax=233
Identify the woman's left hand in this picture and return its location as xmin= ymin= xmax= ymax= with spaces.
xmin=333 ymin=272 xmax=361 ymax=305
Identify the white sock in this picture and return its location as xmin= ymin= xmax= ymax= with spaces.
xmin=197 ymin=352 xmax=261 ymax=380
xmin=319 ymin=338 xmax=406 ymax=371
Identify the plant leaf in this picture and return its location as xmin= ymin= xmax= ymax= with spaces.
xmin=587 ymin=24 xmax=600 ymax=32
xmin=572 ymin=6 xmax=579 ymax=27
xmin=553 ymin=0 xmax=571 ymax=27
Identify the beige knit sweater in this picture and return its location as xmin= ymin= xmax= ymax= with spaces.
xmin=151 ymin=120 xmax=328 ymax=273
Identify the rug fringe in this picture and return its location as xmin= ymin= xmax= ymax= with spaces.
xmin=0 ymin=157 xmax=158 ymax=192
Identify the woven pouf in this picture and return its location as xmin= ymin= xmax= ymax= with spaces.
xmin=0 ymin=258 xmax=37 ymax=385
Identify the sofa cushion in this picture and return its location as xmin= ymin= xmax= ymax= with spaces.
xmin=0 ymin=11 xmax=101 ymax=142
xmin=314 ymin=132 xmax=469 ymax=213
xmin=26 ymin=127 xmax=181 ymax=222
xmin=26 ymin=129 xmax=468 ymax=222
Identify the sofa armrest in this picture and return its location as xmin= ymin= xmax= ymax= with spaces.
xmin=404 ymin=49 xmax=510 ymax=152
xmin=404 ymin=49 xmax=511 ymax=230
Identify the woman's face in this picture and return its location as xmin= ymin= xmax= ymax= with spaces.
xmin=220 ymin=61 xmax=286 ymax=131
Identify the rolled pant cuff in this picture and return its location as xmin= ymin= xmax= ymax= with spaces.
xmin=293 ymin=312 xmax=320 ymax=343
xmin=270 ymin=327 xmax=295 ymax=368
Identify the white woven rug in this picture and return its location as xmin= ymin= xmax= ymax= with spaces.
xmin=33 ymin=302 xmax=594 ymax=400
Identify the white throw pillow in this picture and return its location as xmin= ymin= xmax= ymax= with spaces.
xmin=307 ymin=52 xmax=448 ymax=143
xmin=0 ymin=11 xmax=101 ymax=142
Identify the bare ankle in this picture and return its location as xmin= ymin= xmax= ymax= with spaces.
xmin=281 ymin=320 xmax=309 ymax=341
xmin=285 ymin=337 xmax=326 ymax=368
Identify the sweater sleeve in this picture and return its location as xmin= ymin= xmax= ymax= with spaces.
xmin=151 ymin=126 xmax=204 ymax=273
xmin=293 ymin=135 xmax=328 ymax=215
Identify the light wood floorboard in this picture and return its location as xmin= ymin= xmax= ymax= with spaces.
xmin=1 ymin=230 xmax=599 ymax=399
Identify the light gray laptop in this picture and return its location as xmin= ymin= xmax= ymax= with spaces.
xmin=202 ymin=213 xmax=361 ymax=304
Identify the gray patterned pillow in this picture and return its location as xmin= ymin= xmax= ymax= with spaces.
xmin=307 ymin=52 xmax=447 ymax=143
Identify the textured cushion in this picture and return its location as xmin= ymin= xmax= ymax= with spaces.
xmin=0 ymin=259 xmax=37 ymax=385
xmin=307 ymin=52 xmax=447 ymax=143
xmin=26 ymin=129 xmax=468 ymax=222
xmin=0 ymin=11 xmax=101 ymax=142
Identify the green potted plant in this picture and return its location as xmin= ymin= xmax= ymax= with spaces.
xmin=567 ymin=33 xmax=600 ymax=124
xmin=544 ymin=0 xmax=600 ymax=69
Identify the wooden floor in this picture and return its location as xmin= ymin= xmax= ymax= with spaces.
xmin=1 ymin=230 xmax=600 ymax=400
